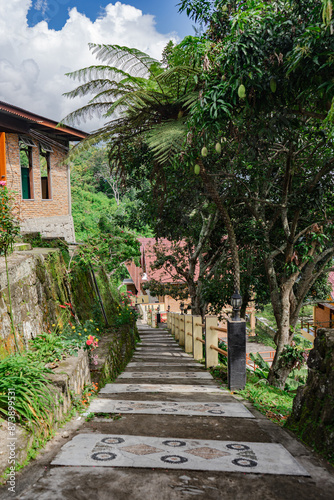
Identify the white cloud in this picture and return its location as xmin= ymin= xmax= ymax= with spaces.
xmin=0 ymin=1 xmax=177 ymax=132
xmin=34 ymin=0 xmax=48 ymax=15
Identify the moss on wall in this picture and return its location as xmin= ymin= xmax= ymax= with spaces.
xmin=0 ymin=249 xmax=122 ymax=357
xmin=287 ymin=328 xmax=334 ymax=463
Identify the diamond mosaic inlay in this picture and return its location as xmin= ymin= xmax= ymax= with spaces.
xmin=186 ymin=447 xmax=231 ymax=460
xmin=120 ymin=444 xmax=163 ymax=456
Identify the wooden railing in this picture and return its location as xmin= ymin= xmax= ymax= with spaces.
xmin=167 ymin=312 xmax=237 ymax=369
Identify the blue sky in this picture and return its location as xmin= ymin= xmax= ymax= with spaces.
xmin=0 ymin=1 xmax=195 ymax=130
xmin=27 ymin=1 xmax=194 ymax=39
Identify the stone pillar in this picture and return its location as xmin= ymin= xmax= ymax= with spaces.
xmin=193 ymin=316 xmax=203 ymax=360
xmin=184 ymin=316 xmax=193 ymax=353
xmin=205 ymin=316 xmax=218 ymax=369
xmin=227 ymin=318 xmax=246 ymax=390
xmin=287 ymin=328 xmax=334 ymax=458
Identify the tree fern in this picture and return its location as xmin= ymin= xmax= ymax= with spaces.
xmin=62 ymin=41 xmax=201 ymax=168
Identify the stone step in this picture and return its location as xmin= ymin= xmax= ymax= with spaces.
xmin=51 ymin=434 xmax=308 ymax=476
xmin=117 ymin=371 xmax=213 ymax=380
xmin=87 ymin=399 xmax=254 ymax=418
xmin=13 ymin=242 xmax=32 ymax=251
xmin=99 ymin=384 xmax=228 ymax=395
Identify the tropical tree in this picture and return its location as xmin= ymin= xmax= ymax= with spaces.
xmin=178 ymin=0 xmax=334 ymax=387
xmin=63 ymin=1 xmax=334 ymax=387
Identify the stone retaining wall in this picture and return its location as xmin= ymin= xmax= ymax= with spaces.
xmin=0 ymin=349 xmax=91 ymax=476
xmin=287 ymin=328 xmax=334 ymax=461
xmin=0 ymin=325 xmax=137 ymax=476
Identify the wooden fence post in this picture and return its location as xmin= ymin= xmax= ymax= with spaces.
xmin=175 ymin=313 xmax=180 ymax=341
xmin=193 ymin=316 xmax=204 ymax=360
xmin=184 ymin=315 xmax=193 ymax=353
xmin=179 ymin=314 xmax=185 ymax=346
xmin=205 ymin=316 xmax=219 ymax=368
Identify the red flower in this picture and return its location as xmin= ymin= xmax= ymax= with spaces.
xmin=65 ymin=302 xmax=72 ymax=307
xmin=59 ymin=305 xmax=66 ymax=309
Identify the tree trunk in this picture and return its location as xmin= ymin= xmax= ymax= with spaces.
xmin=267 ymin=285 xmax=294 ymax=388
xmin=199 ymin=161 xmax=240 ymax=291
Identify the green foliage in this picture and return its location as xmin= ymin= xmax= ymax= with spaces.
xmin=238 ymin=374 xmax=294 ymax=425
xmin=0 ymin=356 xmax=54 ymax=434
xmin=0 ymin=184 xmax=20 ymax=256
xmin=249 ymin=352 xmax=270 ymax=380
xmin=27 ymin=319 xmax=101 ymax=365
xmin=113 ymin=292 xmax=138 ymax=326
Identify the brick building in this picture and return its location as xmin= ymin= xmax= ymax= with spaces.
xmin=0 ymin=101 xmax=87 ymax=242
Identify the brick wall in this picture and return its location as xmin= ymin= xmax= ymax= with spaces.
xmin=5 ymin=133 xmax=70 ymax=219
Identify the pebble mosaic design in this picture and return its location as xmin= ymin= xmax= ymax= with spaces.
xmin=88 ymin=399 xmax=255 ymax=418
xmin=127 ymin=362 xmax=201 ymax=368
xmin=118 ymin=371 xmax=213 ymax=380
xmin=132 ymin=352 xmax=192 ymax=358
xmin=51 ymin=434 xmax=308 ymax=476
xmin=99 ymin=384 xmax=227 ymax=394
xmin=136 ymin=347 xmax=183 ymax=351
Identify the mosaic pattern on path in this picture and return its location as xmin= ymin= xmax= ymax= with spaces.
xmin=88 ymin=399 xmax=255 ymax=418
xmin=132 ymin=352 xmax=192 ymax=358
xmin=127 ymin=362 xmax=201 ymax=368
xmin=99 ymin=383 xmax=228 ymax=394
xmin=136 ymin=347 xmax=183 ymax=351
xmin=118 ymin=371 xmax=213 ymax=380
xmin=138 ymin=343 xmax=179 ymax=347
xmin=51 ymin=434 xmax=308 ymax=475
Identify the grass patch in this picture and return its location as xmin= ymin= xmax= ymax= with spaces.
xmin=237 ymin=373 xmax=294 ymax=425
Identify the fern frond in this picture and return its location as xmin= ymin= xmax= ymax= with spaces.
xmin=88 ymin=43 xmax=160 ymax=78
xmin=179 ymin=91 xmax=200 ymax=111
xmin=145 ymin=119 xmax=187 ymax=165
xmin=61 ymin=102 xmax=113 ymax=125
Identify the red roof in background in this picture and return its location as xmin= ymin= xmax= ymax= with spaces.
xmin=0 ymin=100 xmax=87 ymax=141
xmin=125 ymin=237 xmax=192 ymax=292
xmin=329 ymin=271 xmax=334 ymax=300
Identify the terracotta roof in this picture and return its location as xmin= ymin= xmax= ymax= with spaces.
xmin=0 ymin=100 xmax=87 ymax=141
xmin=329 ymin=271 xmax=334 ymax=300
xmin=125 ymin=237 xmax=199 ymax=292
xmin=126 ymin=260 xmax=143 ymax=293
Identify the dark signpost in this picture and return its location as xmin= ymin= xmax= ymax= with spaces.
xmin=227 ymin=291 xmax=246 ymax=391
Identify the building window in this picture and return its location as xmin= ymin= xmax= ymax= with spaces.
xmin=19 ymin=136 xmax=36 ymax=200
xmin=39 ymin=142 xmax=52 ymax=200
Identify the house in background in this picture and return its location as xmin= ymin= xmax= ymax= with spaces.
xmin=124 ymin=237 xmax=189 ymax=312
xmin=313 ymin=271 xmax=334 ymax=330
xmin=0 ymin=101 xmax=87 ymax=242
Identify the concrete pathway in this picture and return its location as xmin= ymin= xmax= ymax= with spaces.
xmin=5 ymin=324 xmax=334 ymax=499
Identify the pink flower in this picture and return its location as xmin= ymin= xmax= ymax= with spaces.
xmin=86 ymin=339 xmax=93 ymax=346
xmin=0 ymin=180 xmax=6 ymax=187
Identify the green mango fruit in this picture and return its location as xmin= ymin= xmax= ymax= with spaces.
xmin=201 ymin=147 xmax=208 ymax=157
xmin=270 ymin=78 xmax=277 ymax=93
xmin=194 ymin=164 xmax=200 ymax=175
xmin=215 ymin=143 xmax=222 ymax=154
xmin=238 ymin=84 xmax=246 ymax=99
